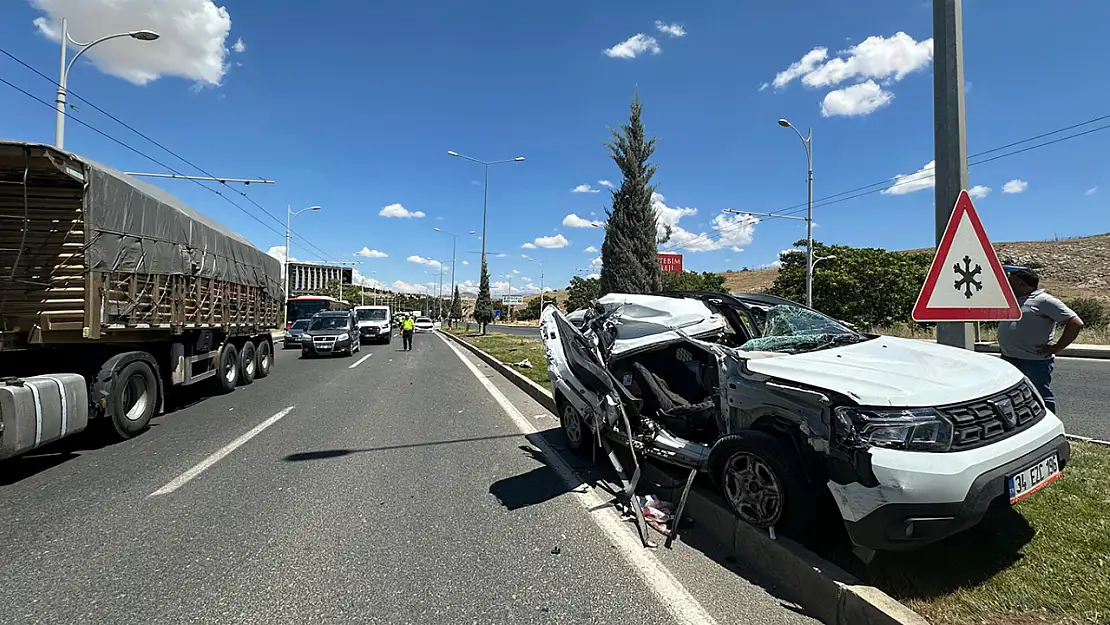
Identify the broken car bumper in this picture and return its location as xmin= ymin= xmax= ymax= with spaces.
xmin=831 ymin=415 xmax=1069 ymax=551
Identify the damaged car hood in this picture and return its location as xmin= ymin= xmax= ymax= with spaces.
xmin=742 ymin=336 xmax=1024 ymax=407
xmin=595 ymin=293 xmax=728 ymax=357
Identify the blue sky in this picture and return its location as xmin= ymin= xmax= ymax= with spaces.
xmin=1 ymin=0 xmax=1107 ymax=296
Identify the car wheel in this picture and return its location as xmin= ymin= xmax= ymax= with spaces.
xmin=559 ymin=401 xmax=594 ymax=456
xmin=709 ymin=431 xmax=815 ymax=538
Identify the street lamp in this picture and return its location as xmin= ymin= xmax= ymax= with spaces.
xmin=54 ymin=18 xmax=160 ymax=149
xmin=284 ymin=205 xmax=322 ymax=326
xmin=778 ymin=118 xmax=814 ymax=308
xmin=527 ymin=257 xmax=546 ymax=307
xmin=447 ymin=150 xmax=525 ymax=275
xmin=434 ymin=227 xmax=476 ymax=308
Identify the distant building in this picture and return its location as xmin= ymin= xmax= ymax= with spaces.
xmin=287 ymin=262 xmax=352 ymax=296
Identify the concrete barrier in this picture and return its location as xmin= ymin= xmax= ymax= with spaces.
xmin=438 ymin=329 xmax=929 ymax=625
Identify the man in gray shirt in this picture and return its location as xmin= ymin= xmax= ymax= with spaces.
xmin=996 ymin=268 xmax=1085 ymax=413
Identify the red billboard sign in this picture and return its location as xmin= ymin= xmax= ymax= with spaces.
xmin=658 ymin=253 xmax=683 ymax=273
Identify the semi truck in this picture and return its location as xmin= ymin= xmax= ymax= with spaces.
xmin=0 ymin=141 xmax=283 ymax=461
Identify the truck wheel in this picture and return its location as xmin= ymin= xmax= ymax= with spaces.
xmin=708 ymin=431 xmax=815 ymax=539
xmin=255 ymin=340 xmax=272 ymax=379
xmin=238 ymin=341 xmax=257 ymax=385
xmin=213 ymin=343 xmax=239 ymax=394
xmin=106 ymin=359 xmax=158 ymax=439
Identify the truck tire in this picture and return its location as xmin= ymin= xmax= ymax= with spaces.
xmin=213 ymin=343 xmax=239 ymax=394
xmin=100 ymin=358 xmax=159 ymax=439
xmin=238 ymin=341 xmax=257 ymax=385
xmin=255 ymin=339 xmax=272 ymax=379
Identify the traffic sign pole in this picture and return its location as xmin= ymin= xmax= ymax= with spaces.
xmin=933 ymin=0 xmax=975 ymax=349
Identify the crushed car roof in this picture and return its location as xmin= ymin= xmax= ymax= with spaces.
xmin=592 ymin=293 xmax=728 ymax=357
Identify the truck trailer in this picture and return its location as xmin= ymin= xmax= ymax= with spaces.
xmin=0 ymin=141 xmax=282 ymax=461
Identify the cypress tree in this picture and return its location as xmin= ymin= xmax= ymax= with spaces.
xmin=599 ymin=94 xmax=662 ymax=296
xmin=473 ymin=258 xmax=494 ymax=333
xmin=450 ymin=285 xmax=463 ymax=320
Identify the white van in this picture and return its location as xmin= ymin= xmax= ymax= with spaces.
xmin=354 ymin=305 xmax=391 ymax=344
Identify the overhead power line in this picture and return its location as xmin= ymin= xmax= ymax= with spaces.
xmin=656 ymin=112 xmax=1110 ymax=254
xmin=0 ymin=47 xmax=342 ymax=264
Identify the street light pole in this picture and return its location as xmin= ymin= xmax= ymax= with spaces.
xmin=284 ymin=205 xmax=322 ymax=327
xmin=434 ymin=228 xmax=476 ymax=312
xmin=778 ymin=119 xmax=814 ymax=308
xmin=447 ymin=151 xmax=525 ymax=276
xmin=55 ymin=18 xmax=160 ymax=149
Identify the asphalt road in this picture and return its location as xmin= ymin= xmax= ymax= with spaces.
xmin=0 ymin=333 xmax=816 ymax=625
xmin=487 ymin=324 xmax=1109 ymax=440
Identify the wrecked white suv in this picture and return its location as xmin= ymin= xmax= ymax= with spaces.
xmin=540 ymin=291 xmax=1069 ymax=553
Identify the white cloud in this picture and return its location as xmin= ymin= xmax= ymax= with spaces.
xmin=758 ymin=82 xmax=769 ymax=92
xmin=495 ymin=253 xmax=507 ymax=258
xmin=231 ymin=37 xmax=246 ymax=53
xmin=604 ymin=33 xmax=661 ymax=59
xmin=521 ymin=243 xmax=537 ymax=249
xmin=586 ymin=273 xmax=601 ymax=280
xmin=650 ymin=192 xmax=758 ymax=253
xmin=654 ymin=21 xmax=686 ymax=38
xmin=820 ymin=80 xmax=894 ymax=117
xmin=801 ymin=33 xmax=933 ymax=88
xmin=266 ymin=245 xmax=293 ymax=265
xmin=563 ymin=213 xmax=603 ymax=228
xmin=1003 ymin=179 xmax=1028 ymax=194
xmin=969 ymin=185 xmax=991 ymax=199
xmin=598 ymin=180 xmax=614 ymax=188
xmin=391 ymin=280 xmax=429 ymax=294
xmin=772 ymin=47 xmax=829 ymax=89
xmin=1086 ymin=187 xmax=1098 ymax=196
xmin=351 ymin=270 xmax=383 ymax=289
xmin=354 ymin=247 xmax=387 ymax=258
xmin=462 ymin=260 xmax=470 ymax=265
xmin=379 ymin=203 xmax=425 ymax=218
xmin=532 ymin=234 xmax=569 ymax=249
xmin=590 ymin=255 xmax=604 ymax=270
xmin=31 ymin=0 xmax=236 ymax=87
xmin=882 ymin=160 xmax=935 ymax=195
xmin=584 ymin=245 xmax=598 ymax=253
xmin=512 ymin=269 xmax=520 ymax=275
xmin=571 ymin=184 xmax=601 ymax=194
xmin=407 ymin=255 xmax=442 ymax=269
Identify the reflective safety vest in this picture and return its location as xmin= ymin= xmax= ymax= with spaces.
xmin=401 ymin=318 xmax=415 ymax=331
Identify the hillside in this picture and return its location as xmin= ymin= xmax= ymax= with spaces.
xmin=540 ymin=233 xmax=1110 ymax=306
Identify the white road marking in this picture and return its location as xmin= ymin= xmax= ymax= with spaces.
xmin=438 ymin=334 xmax=719 ymax=625
xmin=349 ymin=352 xmax=373 ymax=369
xmin=148 ymin=406 xmax=295 ymax=497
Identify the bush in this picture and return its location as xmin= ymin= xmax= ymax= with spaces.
xmin=1065 ymin=298 xmax=1107 ymax=327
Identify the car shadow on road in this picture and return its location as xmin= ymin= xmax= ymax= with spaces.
xmin=281 ymin=432 xmax=527 ymax=462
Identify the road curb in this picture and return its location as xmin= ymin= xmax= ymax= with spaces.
xmin=438 ymin=329 xmax=929 ymax=625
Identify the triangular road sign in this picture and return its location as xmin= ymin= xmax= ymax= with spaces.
xmin=912 ymin=190 xmax=1022 ymax=322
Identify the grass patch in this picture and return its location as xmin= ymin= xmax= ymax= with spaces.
xmin=874 ymin=322 xmax=1110 ymax=346
xmin=442 ymin=327 xmax=551 ymax=390
xmin=854 ymin=441 xmax=1110 ymax=625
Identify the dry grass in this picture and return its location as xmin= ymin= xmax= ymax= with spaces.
xmin=874 ymin=322 xmax=1110 ymax=346
xmin=442 ymin=327 xmax=550 ymax=390
xmin=862 ymin=441 xmax=1110 ymax=625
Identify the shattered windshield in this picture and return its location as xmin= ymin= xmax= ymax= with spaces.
xmin=739 ymin=303 xmax=867 ymax=354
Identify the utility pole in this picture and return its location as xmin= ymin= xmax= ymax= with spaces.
xmin=933 ymin=0 xmax=975 ymax=350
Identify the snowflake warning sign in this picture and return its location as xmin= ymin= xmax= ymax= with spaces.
xmin=912 ymin=190 xmax=1022 ymax=322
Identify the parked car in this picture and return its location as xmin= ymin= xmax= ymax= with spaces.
xmin=355 ymin=305 xmax=392 ymax=344
xmin=414 ymin=317 xmax=435 ymax=333
xmin=283 ymin=318 xmax=311 ymax=349
xmin=302 ymin=310 xmax=360 ymax=358
xmin=540 ymin=291 xmax=1069 ymax=554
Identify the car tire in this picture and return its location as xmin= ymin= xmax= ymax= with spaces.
xmin=212 ymin=343 xmax=239 ymax=394
xmin=708 ymin=431 xmax=815 ymax=539
xmin=559 ymin=401 xmax=594 ymax=457
xmin=255 ymin=339 xmax=272 ymax=379
xmin=238 ymin=340 xmax=257 ymax=385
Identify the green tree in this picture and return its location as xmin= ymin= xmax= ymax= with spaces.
xmin=517 ymin=294 xmax=558 ymax=321
xmin=565 ymin=276 xmax=600 ymax=312
xmin=661 ymin=270 xmax=727 ymax=293
xmin=767 ymin=240 xmax=932 ymax=328
xmin=450 ymin=286 xmax=463 ymax=320
xmin=1065 ymin=298 xmax=1106 ymax=327
xmin=473 ymin=258 xmax=493 ymax=333
xmin=599 ymin=94 xmax=663 ymax=296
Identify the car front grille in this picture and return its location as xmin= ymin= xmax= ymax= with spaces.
xmin=941 ymin=381 xmax=1045 ymax=451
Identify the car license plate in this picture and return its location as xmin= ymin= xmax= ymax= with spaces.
xmin=1008 ymin=453 xmax=1061 ymax=504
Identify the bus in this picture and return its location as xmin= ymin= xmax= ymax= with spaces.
xmin=286 ymin=295 xmax=351 ymax=328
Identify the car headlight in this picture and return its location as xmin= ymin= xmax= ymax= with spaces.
xmin=834 ymin=406 xmax=953 ymax=452
xmin=337 ymin=332 xmax=350 ymax=341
